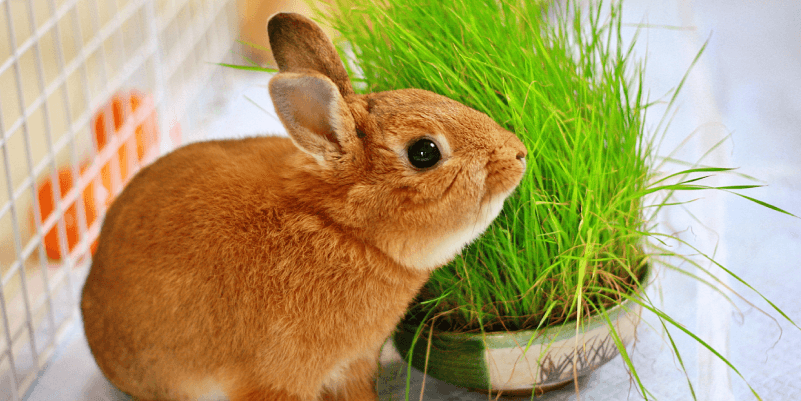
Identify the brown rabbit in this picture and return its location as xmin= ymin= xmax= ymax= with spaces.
xmin=81 ymin=12 xmax=527 ymax=401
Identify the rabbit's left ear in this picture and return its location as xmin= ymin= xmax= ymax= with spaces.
xmin=269 ymin=71 xmax=357 ymax=164
xmin=268 ymin=12 xmax=355 ymax=99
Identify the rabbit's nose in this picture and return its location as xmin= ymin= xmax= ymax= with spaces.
xmin=502 ymin=130 xmax=527 ymax=167
xmin=516 ymin=151 xmax=527 ymax=170
xmin=511 ymin=135 xmax=527 ymax=168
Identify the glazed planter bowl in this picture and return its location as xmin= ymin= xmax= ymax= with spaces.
xmin=393 ymin=297 xmax=643 ymax=394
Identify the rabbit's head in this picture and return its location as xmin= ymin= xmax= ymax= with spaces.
xmin=268 ymin=13 xmax=527 ymax=271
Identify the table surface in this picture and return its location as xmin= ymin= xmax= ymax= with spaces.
xmin=24 ymin=0 xmax=801 ymax=399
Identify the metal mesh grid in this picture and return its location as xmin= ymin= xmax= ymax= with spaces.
xmin=0 ymin=0 xmax=237 ymax=399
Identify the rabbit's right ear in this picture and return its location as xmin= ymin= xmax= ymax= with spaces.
xmin=268 ymin=12 xmax=354 ymax=99
xmin=269 ymin=71 xmax=359 ymax=165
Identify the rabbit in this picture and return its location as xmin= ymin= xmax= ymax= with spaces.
xmin=81 ymin=12 xmax=527 ymax=401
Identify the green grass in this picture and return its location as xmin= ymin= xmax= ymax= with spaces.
xmin=233 ymin=0 xmax=798 ymax=398
xmin=319 ymin=0 xmax=656 ymax=331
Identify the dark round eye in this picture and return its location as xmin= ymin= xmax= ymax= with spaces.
xmin=407 ymin=138 xmax=441 ymax=169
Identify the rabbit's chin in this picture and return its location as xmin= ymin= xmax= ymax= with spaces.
xmin=397 ymin=189 xmax=511 ymax=272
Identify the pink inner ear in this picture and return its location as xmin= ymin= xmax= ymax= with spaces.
xmin=288 ymin=90 xmax=335 ymax=142
xmin=289 ymin=91 xmax=331 ymax=135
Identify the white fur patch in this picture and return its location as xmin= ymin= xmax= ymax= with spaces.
xmin=181 ymin=378 xmax=228 ymax=401
xmin=403 ymin=191 xmax=509 ymax=270
xmin=322 ymin=359 xmax=349 ymax=389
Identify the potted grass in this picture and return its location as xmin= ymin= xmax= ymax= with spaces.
xmin=300 ymin=0 xmax=801 ymax=398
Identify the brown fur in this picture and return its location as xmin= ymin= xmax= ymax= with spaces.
xmin=81 ymin=13 xmax=527 ymax=401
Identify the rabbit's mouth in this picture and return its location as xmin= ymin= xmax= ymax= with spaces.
xmin=483 ymin=158 xmax=526 ymax=201
xmin=390 ymin=188 xmax=510 ymax=272
xmin=474 ymin=191 xmax=510 ymax=233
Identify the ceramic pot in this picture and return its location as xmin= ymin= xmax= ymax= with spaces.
xmin=393 ymin=298 xmax=642 ymax=395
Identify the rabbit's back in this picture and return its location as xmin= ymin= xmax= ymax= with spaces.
xmin=83 ymin=137 xmax=318 ymax=395
xmin=81 ymin=137 xmax=285 ymax=391
xmin=86 ymin=136 xmax=298 ymax=290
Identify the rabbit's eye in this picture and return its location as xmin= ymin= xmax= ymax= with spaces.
xmin=408 ymin=138 xmax=441 ymax=169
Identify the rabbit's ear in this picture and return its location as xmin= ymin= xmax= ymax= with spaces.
xmin=268 ymin=12 xmax=355 ymax=99
xmin=269 ymin=71 xmax=358 ymax=164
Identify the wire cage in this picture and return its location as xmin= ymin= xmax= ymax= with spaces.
xmin=0 ymin=0 xmax=238 ymax=399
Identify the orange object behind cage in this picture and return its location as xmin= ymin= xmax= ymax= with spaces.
xmin=94 ymin=90 xmax=160 ymax=185
xmin=32 ymin=90 xmax=161 ymax=261
xmin=33 ymin=164 xmax=102 ymax=260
